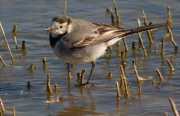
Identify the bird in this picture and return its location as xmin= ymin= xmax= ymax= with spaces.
xmin=46 ymin=15 xmax=166 ymax=86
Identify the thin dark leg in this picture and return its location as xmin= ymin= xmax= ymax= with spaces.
xmin=85 ymin=62 xmax=96 ymax=84
xmin=67 ymin=63 xmax=70 ymax=73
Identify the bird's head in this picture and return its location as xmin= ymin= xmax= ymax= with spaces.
xmin=46 ymin=15 xmax=73 ymax=38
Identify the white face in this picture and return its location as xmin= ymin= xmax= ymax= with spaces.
xmin=50 ymin=21 xmax=69 ymax=38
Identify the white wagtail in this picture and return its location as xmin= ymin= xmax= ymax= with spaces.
xmin=46 ymin=15 xmax=166 ymax=85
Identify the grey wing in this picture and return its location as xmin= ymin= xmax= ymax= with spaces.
xmin=70 ymin=23 xmax=129 ymax=48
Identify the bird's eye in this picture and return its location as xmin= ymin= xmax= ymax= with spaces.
xmin=60 ymin=26 xmax=63 ymax=28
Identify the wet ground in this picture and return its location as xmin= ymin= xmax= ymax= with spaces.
xmin=0 ymin=0 xmax=180 ymax=115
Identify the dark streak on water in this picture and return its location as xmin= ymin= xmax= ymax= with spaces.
xmin=0 ymin=0 xmax=180 ymax=116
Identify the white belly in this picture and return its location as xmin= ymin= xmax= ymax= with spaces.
xmin=53 ymin=41 xmax=108 ymax=64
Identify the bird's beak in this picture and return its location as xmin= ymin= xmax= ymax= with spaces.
xmin=45 ymin=26 xmax=52 ymax=31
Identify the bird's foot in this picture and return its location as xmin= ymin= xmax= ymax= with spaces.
xmin=76 ymin=81 xmax=96 ymax=87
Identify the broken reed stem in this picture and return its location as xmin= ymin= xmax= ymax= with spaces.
xmin=155 ymin=44 xmax=158 ymax=53
xmin=141 ymin=8 xmax=148 ymax=26
xmin=137 ymin=18 xmax=141 ymax=28
xmin=165 ymin=112 xmax=168 ymax=116
xmin=77 ymin=73 xmax=81 ymax=84
xmin=169 ymin=97 xmax=179 ymax=116
xmin=43 ymin=57 xmax=47 ymax=64
xmin=166 ymin=59 xmax=175 ymax=71
xmin=141 ymin=9 xmax=153 ymax=43
xmin=80 ymin=69 xmax=85 ymax=84
xmin=27 ymin=81 xmax=31 ymax=90
xmin=28 ymin=63 xmax=35 ymax=72
xmin=63 ymin=1 xmax=67 ymax=15
xmin=116 ymin=81 xmax=121 ymax=99
xmin=22 ymin=41 xmax=26 ymax=50
xmin=120 ymin=65 xmax=129 ymax=96
xmin=147 ymin=30 xmax=153 ymax=44
xmin=47 ymin=73 xmax=53 ymax=94
xmin=132 ymin=59 xmax=137 ymax=71
xmin=167 ymin=26 xmax=178 ymax=50
xmin=137 ymin=18 xmax=147 ymax=56
xmin=132 ymin=42 xmax=136 ymax=50
xmin=14 ymin=36 xmax=18 ymax=49
xmin=0 ymin=98 xmax=5 ymax=113
xmin=106 ymin=5 xmax=111 ymax=13
xmin=0 ymin=22 xmax=15 ymax=63
xmin=112 ymin=0 xmax=120 ymax=26
xmin=137 ymin=81 xmax=142 ymax=96
xmin=116 ymin=41 xmax=121 ymax=58
xmin=108 ymin=71 xmax=113 ymax=79
xmin=12 ymin=24 xmax=18 ymax=49
xmin=110 ymin=7 xmax=115 ymax=25
xmin=122 ymin=38 xmax=128 ymax=52
xmin=120 ymin=65 xmax=126 ymax=80
xmin=121 ymin=50 xmax=125 ymax=62
xmin=134 ymin=68 xmax=141 ymax=83
xmin=13 ymin=107 xmax=16 ymax=116
xmin=161 ymin=38 xmax=165 ymax=55
xmin=0 ymin=56 xmax=7 ymax=66
xmin=68 ymin=72 xmax=72 ymax=79
xmin=54 ymin=83 xmax=60 ymax=92
xmin=120 ymin=74 xmax=124 ymax=93
xmin=167 ymin=6 xmax=172 ymax=24
xmin=67 ymin=64 xmax=72 ymax=79
xmin=156 ymin=68 xmax=164 ymax=81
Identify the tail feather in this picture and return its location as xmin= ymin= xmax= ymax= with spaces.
xmin=123 ymin=23 xmax=167 ymax=37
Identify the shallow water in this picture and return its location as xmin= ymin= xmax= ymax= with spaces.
xmin=0 ymin=0 xmax=180 ymax=116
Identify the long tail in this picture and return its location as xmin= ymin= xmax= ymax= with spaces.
xmin=123 ymin=23 xmax=167 ymax=37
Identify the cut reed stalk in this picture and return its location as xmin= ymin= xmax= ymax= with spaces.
xmin=28 ymin=63 xmax=35 ymax=72
xmin=132 ymin=42 xmax=136 ymax=50
xmin=108 ymin=71 xmax=113 ymax=79
xmin=115 ymin=81 xmax=121 ymax=99
xmin=77 ymin=72 xmax=81 ymax=84
xmin=12 ymin=24 xmax=18 ymax=49
xmin=47 ymin=73 xmax=53 ymax=94
xmin=141 ymin=8 xmax=148 ymax=26
xmin=0 ymin=98 xmax=5 ymax=113
xmin=167 ymin=6 xmax=172 ymax=24
xmin=0 ymin=22 xmax=15 ymax=63
xmin=13 ymin=107 xmax=16 ymax=116
xmin=54 ymin=83 xmax=60 ymax=92
xmin=156 ymin=68 xmax=164 ymax=81
xmin=106 ymin=5 xmax=111 ymax=13
xmin=110 ymin=7 xmax=115 ymax=25
xmin=169 ymin=97 xmax=179 ymax=116
xmin=122 ymin=38 xmax=128 ymax=52
xmin=63 ymin=1 xmax=67 ymax=15
xmin=167 ymin=27 xmax=178 ymax=50
xmin=43 ymin=57 xmax=47 ymax=64
xmin=112 ymin=0 xmax=121 ymax=26
xmin=0 ymin=56 xmax=7 ymax=66
xmin=166 ymin=59 xmax=175 ymax=71
xmin=161 ymin=38 xmax=165 ymax=55
xmin=137 ymin=18 xmax=147 ymax=56
xmin=22 ymin=41 xmax=26 ymax=50
xmin=80 ymin=69 xmax=85 ymax=84
xmin=27 ymin=81 xmax=31 ymax=90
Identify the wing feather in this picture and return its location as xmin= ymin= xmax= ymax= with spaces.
xmin=71 ymin=23 xmax=129 ymax=48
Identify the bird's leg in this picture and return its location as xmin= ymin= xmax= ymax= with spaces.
xmin=67 ymin=63 xmax=72 ymax=79
xmin=67 ymin=63 xmax=70 ymax=73
xmin=85 ymin=62 xmax=96 ymax=85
